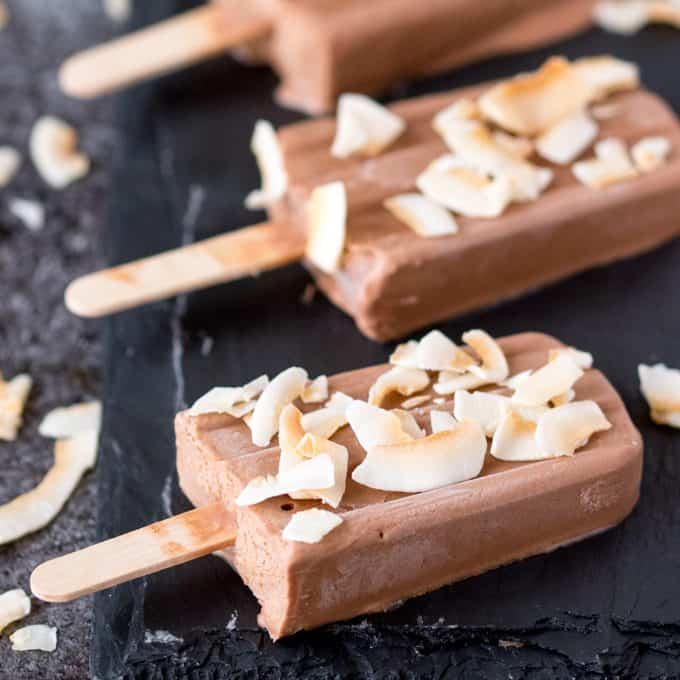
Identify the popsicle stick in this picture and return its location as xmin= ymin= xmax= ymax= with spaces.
xmin=59 ymin=2 xmax=272 ymax=99
xmin=31 ymin=503 xmax=236 ymax=603
xmin=65 ymin=220 xmax=305 ymax=317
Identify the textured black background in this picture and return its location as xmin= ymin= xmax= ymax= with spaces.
xmin=95 ymin=2 xmax=680 ymax=678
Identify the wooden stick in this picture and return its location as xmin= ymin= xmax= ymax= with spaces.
xmin=31 ymin=503 xmax=236 ymax=602
xmin=59 ymin=3 xmax=272 ymax=99
xmin=65 ymin=221 xmax=305 ymax=318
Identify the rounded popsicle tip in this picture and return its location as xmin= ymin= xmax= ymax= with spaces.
xmin=30 ymin=561 xmax=76 ymax=604
xmin=59 ymin=53 xmax=104 ymax=100
xmin=64 ymin=275 xmax=107 ymax=318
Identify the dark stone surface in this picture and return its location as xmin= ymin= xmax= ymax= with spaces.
xmin=0 ymin=1 xmax=116 ymax=678
xmin=94 ymin=3 xmax=680 ymax=679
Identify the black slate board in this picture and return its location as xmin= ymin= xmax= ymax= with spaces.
xmin=94 ymin=2 xmax=680 ymax=677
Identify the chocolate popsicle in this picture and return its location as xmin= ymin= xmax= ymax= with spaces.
xmin=60 ymin=0 xmax=596 ymax=112
xmin=176 ymin=332 xmax=642 ymax=639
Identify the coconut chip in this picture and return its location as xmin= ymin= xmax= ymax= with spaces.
xmin=189 ymin=378 xmax=268 ymax=417
xmin=9 ymin=198 xmax=45 ymax=232
xmin=594 ymin=1 xmax=680 ymax=34
xmin=0 ymin=146 xmax=21 ymax=187
xmin=572 ymin=137 xmax=638 ymax=188
xmin=245 ymin=120 xmax=288 ymax=209
xmin=551 ymin=389 xmax=576 ymax=407
xmin=235 ymin=475 xmax=286 ymax=506
xmin=346 ymin=400 xmax=414 ymax=451
xmin=416 ymin=154 xmax=513 ymax=218
xmin=548 ymin=347 xmax=594 ymax=370
xmin=512 ymin=354 xmax=583 ymax=406
xmin=249 ymin=367 xmax=307 ymax=447
xmin=434 ymin=371 xmax=489 ymax=395
xmin=639 ymin=363 xmax=680 ymax=427
xmin=453 ymin=390 xmax=510 ymax=437
xmin=414 ymin=330 xmax=477 ymax=373
xmin=352 ymin=419 xmax=487 ymax=493
xmin=304 ymin=181 xmax=347 ymax=274
xmin=492 ymin=131 xmax=534 ymax=160
xmin=331 ymin=93 xmax=405 ymax=158
xmin=367 ymin=366 xmax=430 ymax=407
xmin=631 ymin=136 xmax=671 ymax=172
xmin=29 ymin=116 xmax=89 ymax=189
xmin=301 ymin=375 xmax=328 ymax=404
xmin=490 ymin=406 xmax=547 ymax=461
xmin=400 ymin=394 xmax=432 ymax=410
xmin=535 ymin=401 xmax=611 ymax=456
xmin=573 ymin=55 xmax=640 ymax=101
xmin=384 ymin=193 xmax=459 ymax=237
xmin=430 ymin=410 xmax=458 ymax=433
xmin=0 ymin=428 xmax=99 ymax=545
xmin=292 ymin=433 xmax=348 ymax=507
xmin=299 ymin=390 xmax=352 ymax=440
xmin=432 ymin=97 xmax=481 ymax=137
xmin=0 ymin=373 xmax=32 ymax=442
xmin=478 ymin=57 xmax=592 ymax=136
xmin=501 ymin=370 xmax=533 ymax=391
xmin=464 ymin=329 xmax=510 ymax=385
xmin=0 ymin=589 xmax=31 ymax=634
xmin=536 ymin=110 xmax=599 ymax=165
xmin=392 ymin=409 xmax=426 ymax=439
xmin=282 ymin=508 xmax=343 ymax=544
xmin=10 ymin=625 xmax=58 ymax=652
xmin=38 ymin=401 xmax=102 ymax=439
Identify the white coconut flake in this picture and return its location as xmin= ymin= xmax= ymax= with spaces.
xmin=305 ymin=181 xmax=347 ymax=274
xmin=352 ymin=419 xmax=487 ymax=493
xmin=631 ymin=136 xmax=671 ymax=172
xmin=536 ymin=110 xmax=598 ymax=165
xmin=639 ymin=363 xmax=680 ymax=427
xmin=346 ymin=400 xmax=414 ymax=451
xmin=416 ymin=330 xmax=477 ymax=373
xmin=0 ymin=373 xmax=32 ymax=442
xmin=502 ymin=370 xmax=533 ymax=391
xmin=300 ymin=408 xmax=347 ymax=440
xmin=29 ymin=116 xmax=90 ymax=189
xmin=368 ymin=366 xmax=430 ymax=407
xmin=535 ymin=400 xmax=612 ymax=456
xmin=594 ymin=1 xmax=650 ymax=33
xmin=430 ymin=410 xmax=458 ymax=433
xmin=0 ymin=589 xmax=31 ymax=634
xmin=433 ymin=97 xmax=481 ymax=137
xmin=572 ymin=137 xmax=638 ymax=188
xmin=491 ymin=407 xmax=548 ymax=461
xmin=301 ymin=375 xmax=329 ymax=404
xmin=512 ymin=354 xmax=583 ymax=406
xmin=434 ymin=371 xmax=488 ymax=395
xmin=245 ymin=120 xmax=288 ymax=209
xmin=331 ymin=93 xmax=405 ymax=158
xmin=591 ymin=103 xmax=620 ymax=120
xmin=548 ymin=347 xmax=594 ymax=370
xmin=551 ymin=389 xmax=576 ymax=407
xmin=0 ymin=428 xmax=99 ymax=545
xmin=0 ymin=147 xmax=21 ymax=187
xmin=249 ymin=367 xmax=307 ymax=447
xmin=189 ymin=375 xmax=268 ymax=416
xmin=293 ymin=433 xmax=349 ymax=507
xmin=384 ymin=193 xmax=459 ymax=237
xmin=400 ymin=394 xmax=431 ymax=410
xmin=236 ymin=475 xmax=285 ymax=506
xmin=10 ymin=625 xmax=58 ymax=652
xmin=38 ymin=401 xmax=102 ymax=439
xmin=9 ymin=198 xmax=45 ymax=232
xmin=464 ymin=329 xmax=510 ymax=385
xmin=478 ymin=57 xmax=592 ymax=136
xmin=279 ymin=453 xmax=335 ymax=493
xmin=573 ymin=55 xmax=640 ymax=100
xmin=492 ymin=131 xmax=534 ymax=160
xmin=282 ymin=508 xmax=343 ymax=544
xmin=453 ymin=390 xmax=510 ymax=437
xmin=392 ymin=409 xmax=426 ymax=440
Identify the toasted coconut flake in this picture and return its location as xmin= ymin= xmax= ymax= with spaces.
xmin=245 ymin=120 xmax=287 ymax=209
xmin=0 ymin=373 xmax=32 ymax=442
xmin=430 ymin=410 xmax=458 ymax=433
xmin=249 ymin=367 xmax=307 ymax=447
xmin=502 ymin=370 xmax=533 ymax=391
xmin=440 ymin=126 xmax=551 ymax=202
xmin=512 ymin=354 xmax=583 ymax=406
xmin=368 ymin=366 xmax=429 ymax=407
xmin=29 ymin=116 xmax=89 ymax=189
xmin=38 ymin=401 xmax=102 ymax=439
xmin=433 ymin=97 xmax=481 ymax=137
xmin=400 ymin=394 xmax=431 ymax=410
xmin=416 ymin=154 xmax=513 ymax=218
xmin=631 ymin=136 xmax=671 ymax=172
xmin=549 ymin=347 xmax=594 ymax=369
xmin=453 ymin=390 xmax=510 ymax=437
xmin=594 ymin=1 xmax=649 ymax=33
xmin=346 ymin=400 xmax=413 ymax=451
xmin=492 ymin=131 xmax=534 ymax=160
xmin=189 ymin=376 xmax=268 ymax=417
xmin=282 ymin=508 xmax=343 ymax=544
xmin=305 ymin=181 xmax=347 ymax=274
xmin=279 ymin=453 xmax=335 ymax=493
xmin=536 ymin=401 xmax=611 ymax=456
xmin=0 ymin=589 xmax=31 ymax=634
xmin=591 ymin=103 xmax=620 ymax=120
xmin=384 ymin=193 xmax=459 ymax=237
xmin=647 ymin=1 xmax=680 ymax=28
xmin=325 ymin=391 xmax=354 ymax=413
xmin=352 ymin=419 xmax=487 ymax=493
xmin=389 ymin=340 xmax=419 ymax=368
xmin=416 ymin=330 xmax=477 ymax=373
xmin=10 ymin=624 xmax=57 ymax=652
xmin=301 ymin=408 xmax=347 ymax=440
xmin=573 ymin=56 xmax=640 ymax=100
xmin=301 ymin=375 xmax=328 ymax=404
xmin=639 ymin=363 xmax=680 ymax=427
xmin=478 ymin=57 xmax=591 ymax=136
xmin=0 ymin=146 xmax=21 ymax=187
xmin=536 ymin=110 xmax=598 ymax=165
xmin=392 ymin=409 xmax=426 ymax=439
xmin=0 ymin=429 xmax=99 ymax=545
xmin=278 ymin=404 xmax=306 ymax=474
xmin=235 ymin=475 xmax=285 ymax=506
xmin=464 ymin=329 xmax=510 ymax=385
xmin=331 ymin=94 xmax=405 ymax=158
xmin=294 ymin=433 xmax=348 ymax=507
xmin=9 ymin=198 xmax=45 ymax=232
xmin=572 ymin=137 xmax=638 ymax=188
xmin=434 ymin=371 xmax=487 ymax=395
xmin=491 ymin=407 xmax=548 ymax=461
xmin=551 ymin=389 xmax=576 ymax=407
